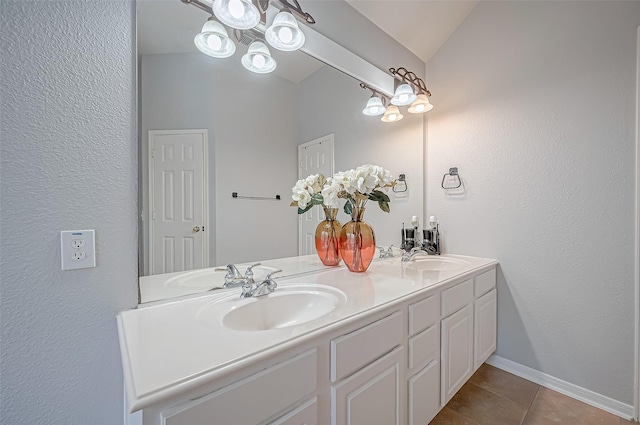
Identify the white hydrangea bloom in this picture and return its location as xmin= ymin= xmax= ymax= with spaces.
xmin=321 ymin=177 xmax=341 ymax=208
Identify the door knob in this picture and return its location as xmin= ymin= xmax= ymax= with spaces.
xmin=193 ymin=226 xmax=201 ymax=233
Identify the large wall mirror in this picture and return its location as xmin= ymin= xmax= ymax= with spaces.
xmin=138 ymin=0 xmax=425 ymax=303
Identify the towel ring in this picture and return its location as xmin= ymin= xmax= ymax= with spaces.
xmin=441 ymin=167 xmax=462 ymax=189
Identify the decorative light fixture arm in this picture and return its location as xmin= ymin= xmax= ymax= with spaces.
xmin=389 ymin=67 xmax=431 ymax=97
xmin=278 ymin=0 xmax=316 ymax=24
xmin=360 ymin=82 xmax=390 ymax=105
xmin=180 ymin=0 xmax=315 ymax=25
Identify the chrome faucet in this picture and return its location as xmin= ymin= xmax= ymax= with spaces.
xmin=402 ymin=247 xmax=434 ymax=262
xmin=214 ymin=263 xmax=261 ymax=288
xmin=377 ymin=245 xmax=394 ymax=258
xmin=241 ymin=270 xmax=282 ymax=298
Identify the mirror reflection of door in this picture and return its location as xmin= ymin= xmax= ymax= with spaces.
xmin=298 ymin=134 xmax=334 ymax=255
xmin=148 ymin=129 xmax=209 ymax=274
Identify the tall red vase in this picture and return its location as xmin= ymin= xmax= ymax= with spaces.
xmin=315 ymin=206 xmax=342 ymax=266
xmin=339 ymin=207 xmax=376 ymax=272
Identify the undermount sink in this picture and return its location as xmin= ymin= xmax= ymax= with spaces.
xmin=405 ymin=256 xmax=471 ymax=271
xmin=198 ymin=284 xmax=347 ymax=331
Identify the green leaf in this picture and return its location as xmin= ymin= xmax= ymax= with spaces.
xmin=378 ymin=201 xmax=390 ymax=213
xmin=311 ymin=193 xmax=324 ymax=205
xmin=344 ymin=200 xmax=353 ymax=215
xmin=297 ymin=203 xmax=314 ymax=214
xmin=369 ymin=190 xmax=390 ymax=203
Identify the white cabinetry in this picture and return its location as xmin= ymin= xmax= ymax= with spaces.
xmin=330 ymin=312 xmax=404 ymax=425
xmin=269 ymin=397 xmax=317 ymax=425
xmin=332 ymin=347 xmax=403 ymax=425
xmin=407 ymin=294 xmax=440 ymax=425
xmin=441 ymin=303 xmax=474 ymax=405
xmin=408 ymin=359 xmax=440 ymax=425
xmin=161 ymin=350 xmax=317 ymax=425
xmin=440 ymin=269 xmax=497 ymax=405
xmin=474 ymin=268 xmax=497 ymax=369
xmin=132 ymin=264 xmax=497 ymax=425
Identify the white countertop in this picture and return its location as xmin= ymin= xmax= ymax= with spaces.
xmin=139 ymin=254 xmax=334 ymax=303
xmin=118 ymin=254 xmax=497 ymax=412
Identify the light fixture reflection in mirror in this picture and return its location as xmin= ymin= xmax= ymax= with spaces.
xmin=241 ymin=40 xmax=277 ymax=73
xmin=213 ymin=0 xmax=261 ymax=30
xmin=194 ymin=18 xmax=236 ymax=58
xmin=265 ymin=10 xmax=305 ymax=51
xmin=184 ymin=0 xmax=313 ymax=74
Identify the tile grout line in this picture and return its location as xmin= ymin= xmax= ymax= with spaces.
xmin=519 ymin=385 xmax=541 ymax=425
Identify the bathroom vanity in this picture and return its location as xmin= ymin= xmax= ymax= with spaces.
xmin=118 ymin=254 xmax=497 ymax=425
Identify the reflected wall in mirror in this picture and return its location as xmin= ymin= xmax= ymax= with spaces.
xmin=138 ymin=0 xmax=425 ymax=303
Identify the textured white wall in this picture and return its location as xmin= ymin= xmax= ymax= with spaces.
xmin=426 ymin=1 xmax=638 ymax=404
xmin=0 ymin=1 xmax=137 ymax=424
xmin=297 ymin=66 xmax=424 ymax=247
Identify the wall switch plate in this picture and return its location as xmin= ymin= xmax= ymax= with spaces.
xmin=61 ymin=230 xmax=96 ymax=270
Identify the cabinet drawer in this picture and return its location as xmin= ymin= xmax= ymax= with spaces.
xmin=331 ymin=311 xmax=403 ymax=382
xmin=408 ymin=324 xmax=439 ymax=372
xmin=162 ymin=350 xmax=317 ymax=425
xmin=269 ymin=397 xmax=317 ymax=425
xmin=475 ymin=268 xmax=496 ymax=298
xmin=408 ymin=294 xmax=439 ymax=336
xmin=441 ymin=279 xmax=473 ymax=317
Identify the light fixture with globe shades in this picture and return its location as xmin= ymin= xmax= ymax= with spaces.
xmin=183 ymin=0 xmax=316 ymax=73
xmin=361 ymin=67 xmax=434 ymax=122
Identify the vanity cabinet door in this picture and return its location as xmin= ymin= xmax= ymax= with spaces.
xmin=408 ymin=359 xmax=440 ymax=425
xmin=331 ymin=347 xmax=403 ymax=425
xmin=441 ymin=304 xmax=473 ymax=406
xmin=474 ymin=289 xmax=497 ymax=369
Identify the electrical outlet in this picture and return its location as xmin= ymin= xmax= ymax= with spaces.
xmin=61 ymin=230 xmax=96 ymax=271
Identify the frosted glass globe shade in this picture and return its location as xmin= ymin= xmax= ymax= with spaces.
xmin=390 ymin=83 xmax=417 ymax=106
xmin=241 ymin=41 xmax=276 ymax=73
xmin=265 ymin=11 xmax=305 ymax=51
xmin=213 ymin=0 xmax=260 ymax=30
xmin=194 ymin=19 xmax=235 ymax=58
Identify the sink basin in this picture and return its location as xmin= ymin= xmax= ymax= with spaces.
xmin=198 ymin=284 xmax=347 ymax=331
xmin=405 ymin=256 xmax=470 ymax=271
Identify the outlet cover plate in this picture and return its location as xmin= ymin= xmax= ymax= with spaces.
xmin=61 ymin=230 xmax=96 ymax=270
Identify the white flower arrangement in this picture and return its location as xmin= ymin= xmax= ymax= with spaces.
xmin=290 ymin=173 xmax=328 ymax=214
xmin=292 ymin=165 xmax=395 ymax=216
xmin=328 ymin=164 xmax=395 ymax=214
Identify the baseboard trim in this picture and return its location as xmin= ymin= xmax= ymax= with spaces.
xmin=486 ymin=355 xmax=635 ymax=421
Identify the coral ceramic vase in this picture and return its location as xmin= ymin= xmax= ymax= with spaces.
xmin=315 ymin=206 xmax=342 ymax=266
xmin=339 ymin=207 xmax=376 ymax=272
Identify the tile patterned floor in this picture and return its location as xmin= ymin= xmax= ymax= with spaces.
xmin=430 ymin=364 xmax=635 ymax=425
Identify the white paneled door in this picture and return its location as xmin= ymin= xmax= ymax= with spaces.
xmin=298 ymin=134 xmax=334 ymax=256
xmin=149 ymin=129 xmax=208 ymax=275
